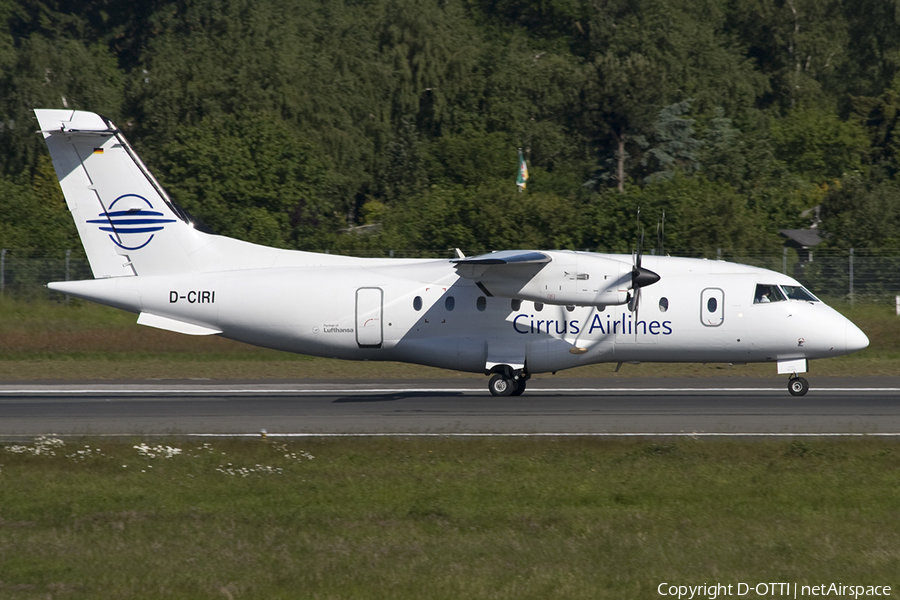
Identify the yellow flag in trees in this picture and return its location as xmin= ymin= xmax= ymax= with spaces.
xmin=516 ymin=148 xmax=528 ymax=192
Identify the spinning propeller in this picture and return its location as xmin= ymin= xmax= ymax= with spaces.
xmin=628 ymin=210 xmax=660 ymax=316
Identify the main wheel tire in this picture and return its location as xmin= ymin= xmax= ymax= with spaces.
xmin=510 ymin=379 xmax=527 ymax=396
xmin=489 ymin=374 xmax=516 ymax=397
xmin=788 ymin=376 xmax=809 ymax=396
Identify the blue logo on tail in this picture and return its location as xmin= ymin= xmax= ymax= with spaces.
xmin=87 ymin=194 xmax=176 ymax=250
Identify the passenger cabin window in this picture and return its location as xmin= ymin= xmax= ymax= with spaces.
xmin=534 ymin=302 xmax=544 ymax=312
xmin=445 ymin=296 xmax=455 ymax=311
xmin=413 ymin=296 xmax=423 ymax=311
xmin=511 ymin=299 xmax=521 ymax=311
xmin=659 ymin=297 xmax=669 ymax=312
xmin=476 ymin=296 xmax=487 ymax=311
xmin=754 ymin=284 xmax=786 ymax=304
xmin=782 ymin=285 xmax=819 ymax=302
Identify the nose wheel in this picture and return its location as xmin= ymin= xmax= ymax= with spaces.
xmin=788 ymin=376 xmax=809 ymax=396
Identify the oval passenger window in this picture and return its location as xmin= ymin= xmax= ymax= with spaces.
xmin=511 ymin=299 xmax=521 ymax=311
xmin=707 ymin=297 xmax=717 ymax=313
xmin=445 ymin=296 xmax=455 ymax=311
xmin=659 ymin=297 xmax=669 ymax=312
xmin=534 ymin=302 xmax=544 ymax=312
xmin=413 ymin=296 xmax=423 ymax=311
xmin=476 ymin=296 xmax=486 ymax=311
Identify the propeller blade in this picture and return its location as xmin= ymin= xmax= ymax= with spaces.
xmin=629 ymin=207 xmax=659 ymax=317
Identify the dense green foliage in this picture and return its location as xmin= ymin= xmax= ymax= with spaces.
xmin=1 ymin=0 xmax=900 ymax=255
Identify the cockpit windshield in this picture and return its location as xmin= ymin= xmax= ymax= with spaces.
xmin=754 ymin=283 xmax=819 ymax=303
xmin=754 ymin=284 xmax=786 ymax=304
xmin=781 ymin=285 xmax=819 ymax=302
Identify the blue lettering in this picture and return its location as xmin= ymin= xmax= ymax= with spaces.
xmin=635 ymin=320 xmax=647 ymax=335
xmin=649 ymin=321 xmax=660 ymax=335
xmin=554 ymin=320 xmax=567 ymax=335
xmin=537 ymin=319 xmax=545 ymax=334
xmin=569 ymin=320 xmax=580 ymax=334
xmin=662 ymin=321 xmax=673 ymax=335
xmin=590 ymin=314 xmax=606 ymax=334
xmin=513 ymin=314 xmax=529 ymax=334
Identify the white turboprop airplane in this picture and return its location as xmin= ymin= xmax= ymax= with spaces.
xmin=35 ymin=109 xmax=869 ymax=396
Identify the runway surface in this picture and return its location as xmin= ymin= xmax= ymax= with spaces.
xmin=1 ymin=377 xmax=899 ymax=437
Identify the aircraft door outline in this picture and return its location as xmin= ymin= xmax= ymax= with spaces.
xmin=700 ymin=288 xmax=725 ymax=327
xmin=356 ymin=287 xmax=383 ymax=348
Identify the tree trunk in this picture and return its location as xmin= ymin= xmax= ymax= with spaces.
xmin=612 ymin=129 xmax=626 ymax=193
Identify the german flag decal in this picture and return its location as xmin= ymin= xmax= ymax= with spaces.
xmin=93 ymin=148 xmax=104 ymax=154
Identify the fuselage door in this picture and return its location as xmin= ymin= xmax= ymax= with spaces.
xmin=356 ymin=287 xmax=383 ymax=348
xmin=700 ymin=288 xmax=725 ymax=327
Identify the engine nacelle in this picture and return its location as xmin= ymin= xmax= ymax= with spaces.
xmin=456 ymin=251 xmax=632 ymax=307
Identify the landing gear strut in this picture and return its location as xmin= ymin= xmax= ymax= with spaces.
xmin=488 ymin=369 xmax=529 ymax=397
xmin=788 ymin=375 xmax=809 ymax=397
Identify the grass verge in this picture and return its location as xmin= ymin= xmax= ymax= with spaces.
xmin=0 ymin=437 xmax=898 ymax=599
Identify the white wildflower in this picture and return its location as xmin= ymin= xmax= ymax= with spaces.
xmin=274 ymin=442 xmax=314 ymax=461
xmin=4 ymin=436 xmax=66 ymax=456
xmin=133 ymin=444 xmax=182 ymax=459
xmin=216 ymin=463 xmax=283 ymax=477
xmin=284 ymin=450 xmax=315 ymax=461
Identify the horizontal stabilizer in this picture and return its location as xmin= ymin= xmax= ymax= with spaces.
xmin=36 ymin=109 xmax=115 ymax=135
xmin=137 ymin=312 xmax=222 ymax=336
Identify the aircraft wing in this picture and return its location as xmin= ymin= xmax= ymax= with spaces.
xmin=452 ymin=250 xmax=550 ymax=266
xmin=451 ymin=251 xmax=551 ymax=294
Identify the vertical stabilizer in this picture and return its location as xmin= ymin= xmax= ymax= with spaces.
xmin=35 ymin=109 xmax=203 ymax=278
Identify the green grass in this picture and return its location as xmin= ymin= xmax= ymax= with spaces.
xmin=1 ymin=297 xmax=899 ymax=380
xmin=0 ymin=437 xmax=897 ymax=599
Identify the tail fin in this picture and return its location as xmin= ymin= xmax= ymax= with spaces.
xmin=35 ymin=109 xmax=203 ymax=278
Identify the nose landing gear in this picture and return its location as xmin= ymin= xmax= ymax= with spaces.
xmin=788 ymin=376 xmax=809 ymax=396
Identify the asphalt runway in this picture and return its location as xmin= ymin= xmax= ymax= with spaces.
xmin=1 ymin=377 xmax=899 ymax=438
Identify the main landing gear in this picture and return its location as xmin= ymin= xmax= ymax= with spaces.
xmin=488 ymin=368 xmax=529 ymax=397
xmin=788 ymin=375 xmax=809 ymax=396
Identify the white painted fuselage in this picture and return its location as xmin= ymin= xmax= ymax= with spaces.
xmin=53 ymin=251 xmax=867 ymax=375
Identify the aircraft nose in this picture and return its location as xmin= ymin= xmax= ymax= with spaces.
xmin=845 ymin=320 xmax=869 ymax=354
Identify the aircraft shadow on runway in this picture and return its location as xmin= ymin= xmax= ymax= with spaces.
xmin=332 ymin=392 xmax=467 ymax=403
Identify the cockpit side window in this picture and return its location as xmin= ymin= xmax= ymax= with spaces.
xmin=754 ymin=284 xmax=786 ymax=304
xmin=781 ymin=285 xmax=819 ymax=302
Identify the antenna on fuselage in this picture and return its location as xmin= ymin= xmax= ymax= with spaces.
xmin=657 ymin=210 xmax=666 ymax=256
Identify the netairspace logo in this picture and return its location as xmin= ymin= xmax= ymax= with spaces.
xmin=657 ymin=583 xmax=892 ymax=600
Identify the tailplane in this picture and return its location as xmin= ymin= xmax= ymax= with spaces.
xmin=35 ymin=109 xmax=204 ymax=278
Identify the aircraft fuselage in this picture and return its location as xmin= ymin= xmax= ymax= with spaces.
xmin=53 ymin=252 xmax=865 ymax=376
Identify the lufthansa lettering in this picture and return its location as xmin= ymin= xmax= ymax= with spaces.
xmin=169 ymin=290 xmax=216 ymax=304
xmin=513 ymin=312 xmax=672 ymax=336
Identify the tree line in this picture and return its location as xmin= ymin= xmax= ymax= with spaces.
xmin=1 ymin=0 xmax=900 ymax=257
